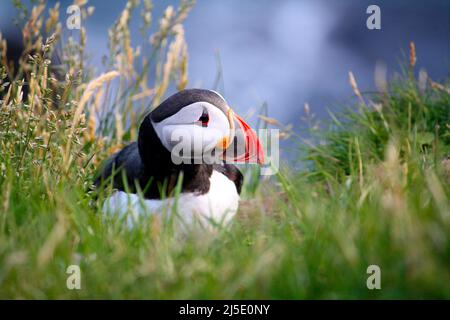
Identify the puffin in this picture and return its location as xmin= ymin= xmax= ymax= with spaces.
xmin=95 ymin=89 xmax=264 ymax=229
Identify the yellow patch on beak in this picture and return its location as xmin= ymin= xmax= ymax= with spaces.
xmin=216 ymin=108 xmax=235 ymax=150
xmin=216 ymin=136 xmax=231 ymax=150
xmin=227 ymin=108 xmax=235 ymax=132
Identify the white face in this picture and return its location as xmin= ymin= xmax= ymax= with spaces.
xmin=152 ymin=102 xmax=230 ymax=163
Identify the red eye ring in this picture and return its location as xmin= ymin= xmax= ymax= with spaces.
xmin=198 ymin=110 xmax=209 ymax=127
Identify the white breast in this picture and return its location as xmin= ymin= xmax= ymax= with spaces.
xmin=102 ymin=170 xmax=240 ymax=230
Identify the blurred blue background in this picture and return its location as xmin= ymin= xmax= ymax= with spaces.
xmin=1 ymin=0 xmax=449 ymax=135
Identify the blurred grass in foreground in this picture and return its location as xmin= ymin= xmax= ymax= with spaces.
xmin=0 ymin=1 xmax=449 ymax=298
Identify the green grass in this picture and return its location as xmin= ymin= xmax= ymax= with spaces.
xmin=0 ymin=1 xmax=449 ymax=299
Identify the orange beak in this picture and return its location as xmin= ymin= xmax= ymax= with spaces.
xmin=218 ymin=109 xmax=264 ymax=165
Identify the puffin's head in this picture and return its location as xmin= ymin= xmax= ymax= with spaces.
xmin=140 ymin=89 xmax=264 ymax=165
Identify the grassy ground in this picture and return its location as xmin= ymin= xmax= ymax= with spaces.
xmin=0 ymin=1 xmax=449 ymax=299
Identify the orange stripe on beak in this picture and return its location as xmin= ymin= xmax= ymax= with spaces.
xmin=233 ymin=113 xmax=265 ymax=165
xmin=218 ymin=108 xmax=264 ymax=165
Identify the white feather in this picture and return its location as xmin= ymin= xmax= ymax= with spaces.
xmin=103 ymin=170 xmax=239 ymax=230
xmin=152 ymin=101 xmax=230 ymax=154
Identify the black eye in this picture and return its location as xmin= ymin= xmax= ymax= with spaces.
xmin=199 ymin=110 xmax=209 ymax=127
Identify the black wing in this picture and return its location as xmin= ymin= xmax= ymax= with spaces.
xmin=93 ymin=142 xmax=145 ymax=191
